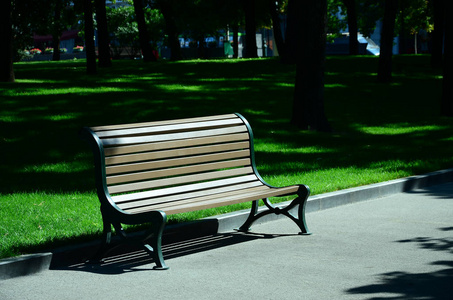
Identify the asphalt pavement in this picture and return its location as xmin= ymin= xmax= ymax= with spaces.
xmin=1 ymin=171 xmax=452 ymax=299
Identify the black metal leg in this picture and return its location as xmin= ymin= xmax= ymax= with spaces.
xmin=236 ymin=185 xmax=312 ymax=235
xmin=145 ymin=211 xmax=169 ymax=270
xmin=86 ymin=218 xmax=112 ymax=264
xmin=297 ymin=193 xmax=311 ymax=235
xmin=237 ymin=200 xmax=259 ymax=232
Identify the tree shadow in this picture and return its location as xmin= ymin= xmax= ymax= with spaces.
xmin=345 ymin=227 xmax=453 ymax=299
xmin=403 ymin=181 xmax=453 ymax=200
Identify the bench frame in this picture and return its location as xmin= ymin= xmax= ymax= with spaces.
xmin=80 ymin=113 xmax=310 ymax=270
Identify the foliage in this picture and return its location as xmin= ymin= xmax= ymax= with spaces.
xmin=327 ymin=0 xmax=348 ymax=42
xmin=356 ymin=0 xmax=384 ymax=38
xmin=106 ymin=4 xmax=164 ymax=58
xmin=397 ymin=0 xmax=433 ymax=34
xmin=107 ymin=5 xmax=140 ymax=57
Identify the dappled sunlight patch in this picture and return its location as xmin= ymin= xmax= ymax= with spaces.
xmin=357 ymin=123 xmax=446 ymax=135
xmin=42 ymin=113 xmax=80 ymax=121
xmin=21 ymin=161 xmax=89 ymax=174
xmin=325 ymin=83 xmax=347 ymax=88
xmin=104 ymin=74 xmax=167 ymax=82
xmin=155 ymin=84 xmax=204 ymax=92
xmin=0 ymin=115 xmax=25 ymax=123
xmin=255 ymin=143 xmax=334 ymax=154
xmin=15 ymin=79 xmax=61 ymax=84
xmin=275 ymin=82 xmax=294 ymax=88
xmin=5 ymin=86 xmax=141 ymax=96
xmin=243 ymin=109 xmax=270 ymax=116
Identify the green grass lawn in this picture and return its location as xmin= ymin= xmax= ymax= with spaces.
xmin=1 ymin=55 xmax=451 ymax=259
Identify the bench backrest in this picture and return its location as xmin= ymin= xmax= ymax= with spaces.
xmin=80 ymin=113 xmax=264 ymax=214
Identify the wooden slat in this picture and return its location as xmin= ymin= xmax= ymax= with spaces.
xmin=100 ymin=126 xmax=247 ymax=146
xmin=106 ymin=158 xmax=251 ymax=185
xmin=106 ymin=150 xmax=250 ymax=175
xmin=108 ymin=167 xmax=255 ymax=194
xmin=90 ymin=114 xmax=238 ymax=132
xmin=105 ymin=142 xmax=250 ymax=166
xmin=116 ymin=181 xmax=265 ymax=209
xmin=111 ymin=174 xmax=259 ymax=203
xmin=104 ymin=133 xmax=250 ymax=156
xmin=96 ymin=118 xmax=244 ymax=138
xmin=123 ymin=185 xmax=300 ymax=215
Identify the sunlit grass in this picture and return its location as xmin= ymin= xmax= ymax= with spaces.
xmin=0 ymin=55 xmax=451 ymax=259
xmin=357 ymin=124 xmax=446 ymax=135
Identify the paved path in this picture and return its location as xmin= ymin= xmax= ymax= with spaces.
xmin=1 ymin=183 xmax=452 ymax=300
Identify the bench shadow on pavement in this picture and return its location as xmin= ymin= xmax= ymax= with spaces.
xmin=49 ymin=219 xmax=297 ymax=275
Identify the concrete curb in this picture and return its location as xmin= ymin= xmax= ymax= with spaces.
xmin=0 ymin=253 xmax=52 ymax=281
xmin=2 ymin=168 xmax=452 ymax=280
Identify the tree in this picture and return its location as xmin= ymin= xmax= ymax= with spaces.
xmin=291 ymin=0 xmax=331 ymax=132
xmin=441 ymin=0 xmax=453 ymax=116
xmin=357 ymin=0 xmax=383 ymax=38
xmin=157 ymin=0 xmax=182 ymax=60
xmin=42 ymin=0 xmax=77 ymax=61
xmin=397 ymin=0 xmax=432 ymax=54
xmin=243 ymin=0 xmax=258 ymax=58
xmin=269 ymin=0 xmax=286 ymax=59
xmin=431 ymin=0 xmax=445 ymax=68
xmin=342 ymin=0 xmax=359 ymax=54
xmin=0 ymin=0 xmax=14 ymax=82
xmin=377 ymin=0 xmax=398 ymax=83
xmin=282 ymin=0 xmax=299 ymax=63
xmin=83 ymin=0 xmax=97 ymax=74
xmin=95 ymin=0 xmax=112 ymax=67
xmin=133 ymin=0 xmax=156 ymax=62
xmin=52 ymin=0 xmax=63 ymax=61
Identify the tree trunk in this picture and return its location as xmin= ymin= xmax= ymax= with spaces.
xmin=282 ymin=0 xmax=299 ymax=64
xmin=0 ymin=0 xmax=14 ymax=82
xmin=52 ymin=2 xmax=62 ymax=61
xmin=269 ymin=0 xmax=286 ymax=58
xmin=232 ymin=23 xmax=239 ymax=59
xmin=83 ymin=0 xmax=97 ymax=74
xmin=291 ymin=0 xmax=331 ymax=132
xmin=431 ymin=0 xmax=445 ymax=68
xmin=343 ymin=0 xmax=358 ymax=55
xmin=243 ymin=0 xmax=258 ymax=58
xmin=52 ymin=35 xmax=61 ymax=61
xmin=159 ymin=2 xmax=181 ymax=61
xmin=132 ymin=0 xmax=156 ymax=62
xmin=377 ymin=0 xmax=398 ymax=83
xmin=441 ymin=1 xmax=453 ymax=116
xmin=95 ymin=0 xmax=112 ymax=67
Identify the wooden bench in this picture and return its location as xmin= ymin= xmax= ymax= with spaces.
xmin=80 ymin=113 xmax=311 ymax=270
